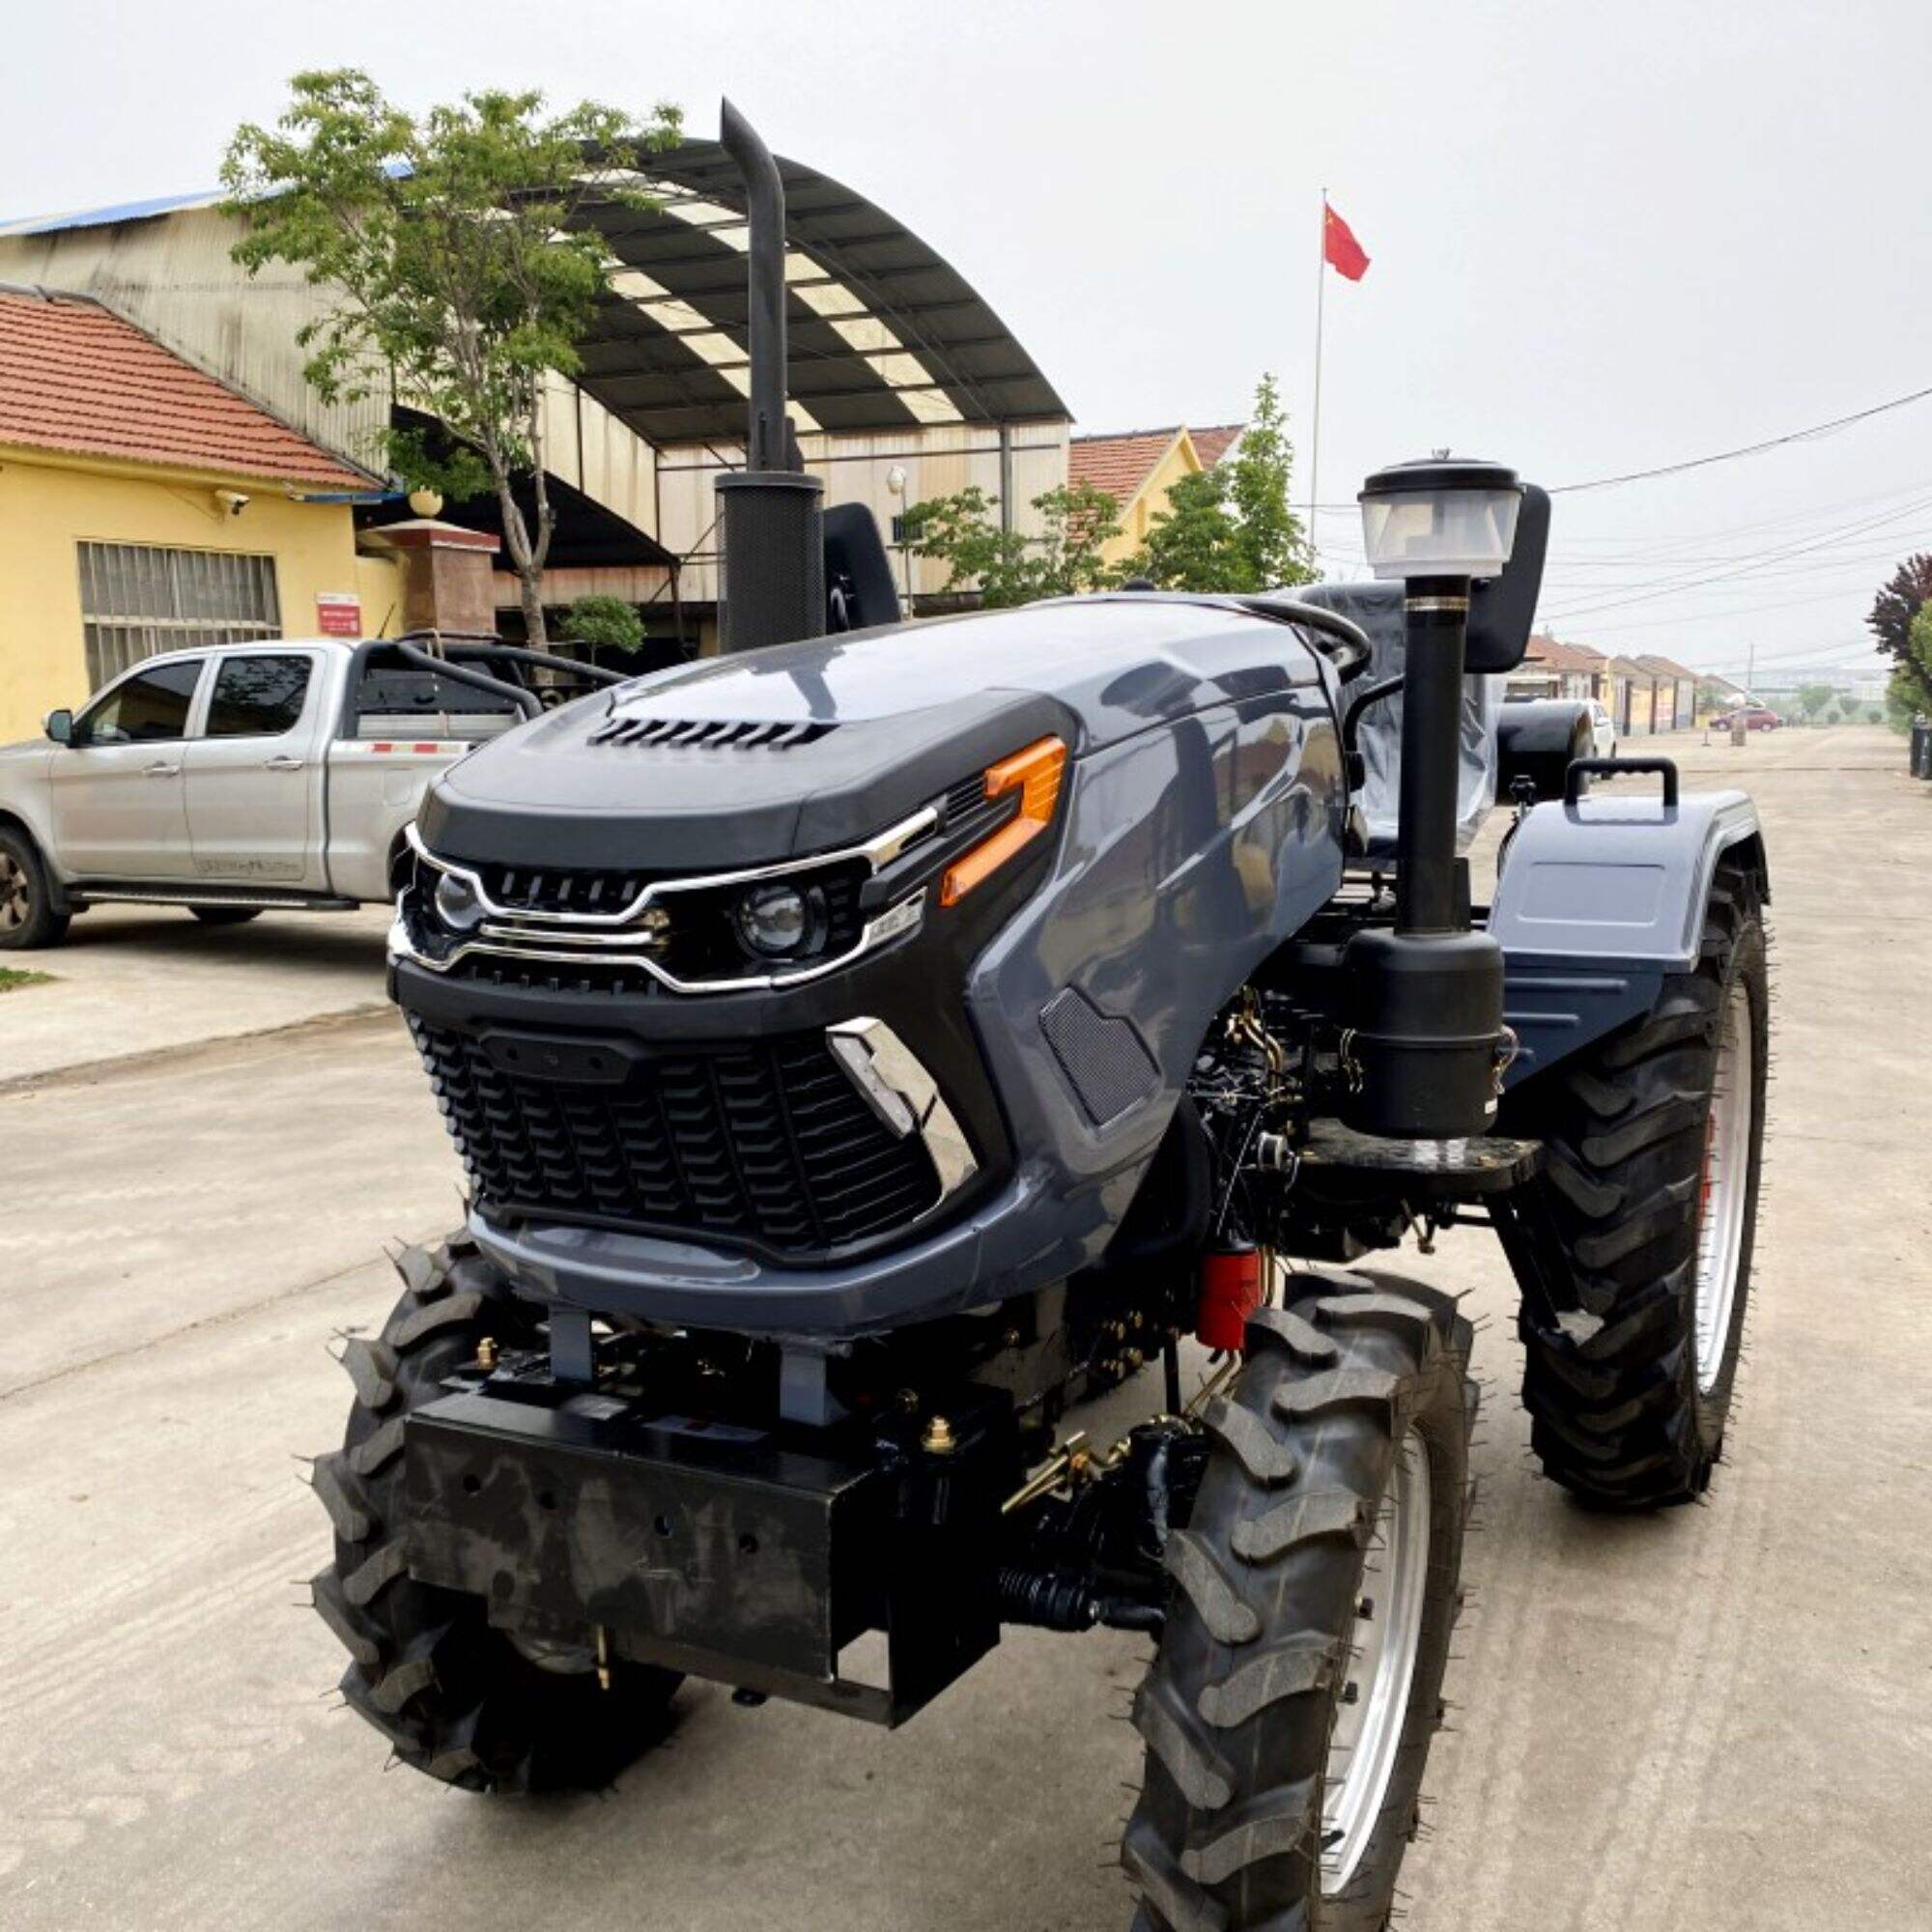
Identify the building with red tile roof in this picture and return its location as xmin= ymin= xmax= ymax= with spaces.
xmin=0 ymin=285 xmax=390 ymax=739
xmin=1190 ymin=424 xmax=1243 ymax=469
xmin=1067 ymin=421 xmax=1253 ymax=565
xmin=1513 ymin=634 xmax=1608 ymax=700
xmin=0 ymin=286 xmax=370 ymax=490
xmin=1069 ymin=427 xmax=1190 ymax=506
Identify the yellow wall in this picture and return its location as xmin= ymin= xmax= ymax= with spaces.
xmin=0 ymin=447 xmax=366 ymax=743
xmin=1096 ymin=430 xmax=1203 ymax=568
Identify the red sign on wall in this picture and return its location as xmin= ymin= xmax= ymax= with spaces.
xmin=316 ymin=592 xmax=362 ymax=637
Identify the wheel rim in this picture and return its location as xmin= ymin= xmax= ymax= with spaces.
xmin=1322 ymin=1428 xmax=1431 ymax=1895
xmin=0 ymin=852 xmax=30 ymax=931
xmin=1693 ymin=979 xmax=1753 ymax=1396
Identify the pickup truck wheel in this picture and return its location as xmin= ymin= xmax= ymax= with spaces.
xmin=311 ymin=1232 xmax=682 ymax=1789
xmin=1122 ymin=1275 xmax=1474 ymax=1932
xmin=1499 ymin=860 xmax=1768 ymax=1507
xmin=0 ymin=828 xmax=70 ymax=951
xmin=188 ymin=907 xmax=262 ymax=926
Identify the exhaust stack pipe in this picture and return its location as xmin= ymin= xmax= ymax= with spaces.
xmin=714 ymin=99 xmax=824 ymax=652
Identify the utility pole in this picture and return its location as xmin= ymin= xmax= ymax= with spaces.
xmin=1745 ymin=639 xmax=1755 ymax=701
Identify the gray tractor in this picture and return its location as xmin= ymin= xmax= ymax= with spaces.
xmin=309 ymin=107 xmax=1767 ymax=1931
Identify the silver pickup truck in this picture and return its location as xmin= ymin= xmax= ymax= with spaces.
xmin=0 ymin=637 xmax=571 ymax=950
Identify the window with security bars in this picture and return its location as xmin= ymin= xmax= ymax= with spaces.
xmin=76 ymin=543 xmax=282 ymax=689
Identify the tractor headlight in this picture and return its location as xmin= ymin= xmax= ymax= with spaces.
xmin=733 ymin=880 xmax=827 ymax=959
xmin=434 ymin=870 xmax=487 ymax=934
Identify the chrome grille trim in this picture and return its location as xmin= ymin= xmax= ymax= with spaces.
xmin=391 ymin=815 xmax=933 ymax=996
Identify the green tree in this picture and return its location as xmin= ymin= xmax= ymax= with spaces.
xmin=904 ymin=481 xmax=1126 ymax=608
xmin=1224 ymin=372 xmax=1312 ymax=588
xmin=1131 ymin=467 xmax=1244 ymax=591
xmin=1868 ymin=554 xmax=1932 ymax=708
xmin=1884 ymin=607 xmax=1932 ymax=729
xmin=1794 ymin=683 xmax=1835 ymax=723
xmin=1123 ymin=373 xmax=1314 ymax=593
xmin=559 ymin=593 xmax=644 ymax=659
xmin=221 ymin=71 xmax=681 ymax=644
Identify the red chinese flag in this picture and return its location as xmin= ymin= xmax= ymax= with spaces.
xmin=1323 ymin=201 xmax=1370 ymax=282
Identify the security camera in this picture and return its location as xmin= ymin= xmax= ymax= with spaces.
xmin=214 ymin=489 xmax=251 ymax=518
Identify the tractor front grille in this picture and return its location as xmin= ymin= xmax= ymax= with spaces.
xmin=407 ymin=1020 xmax=942 ymax=1259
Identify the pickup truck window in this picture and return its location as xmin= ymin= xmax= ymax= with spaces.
xmin=206 ymin=654 xmax=312 ymax=738
xmin=77 ymin=659 xmax=204 ymax=745
xmin=353 ymin=648 xmax=524 ymax=741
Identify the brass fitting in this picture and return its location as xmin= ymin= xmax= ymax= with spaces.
xmin=922 ymin=1414 xmax=957 ymax=1455
xmin=476 ymin=1336 xmax=498 ymax=1372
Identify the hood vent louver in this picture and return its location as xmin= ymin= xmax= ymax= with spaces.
xmin=588 ymin=715 xmax=837 ymax=752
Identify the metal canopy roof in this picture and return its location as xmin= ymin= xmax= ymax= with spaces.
xmin=569 ymin=139 xmax=1067 ymax=445
xmin=1 ymin=140 xmax=1068 ymax=450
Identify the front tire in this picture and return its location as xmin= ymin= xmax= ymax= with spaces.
xmin=1500 ymin=861 xmax=1769 ymax=1506
xmin=0 ymin=828 xmax=70 ymax=951
xmin=1122 ymin=1274 xmax=1474 ymax=1931
xmin=310 ymin=1233 xmax=681 ymax=1789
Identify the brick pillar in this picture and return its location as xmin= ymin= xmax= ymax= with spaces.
xmin=359 ymin=520 xmax=501 ymax=637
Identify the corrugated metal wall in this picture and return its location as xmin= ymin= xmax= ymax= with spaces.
xmin=656 ymin=421 xmax=1071 ymax=605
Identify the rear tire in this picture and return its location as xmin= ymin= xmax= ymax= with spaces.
xmin=1122 ymin=1273 xmax=1474 ymax=1931
xmin=189 ymin=906 xmax=261 ymax=926
xmin=1500 ymin=861 xmax=1769 ymax=1507
xmin=311 ymin=1233 xmax=681 ymax=1789
xmin=0 ymin=827 xmax=70 ymax=951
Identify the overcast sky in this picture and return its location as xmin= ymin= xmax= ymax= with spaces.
xmin=5 ymin=0 xmax=1925 ymax=685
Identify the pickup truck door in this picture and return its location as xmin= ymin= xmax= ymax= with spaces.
xmin=47 ymin=656 xmax=205 ymax=878
xmin=184 ymin=649 xmax=326 ymax=890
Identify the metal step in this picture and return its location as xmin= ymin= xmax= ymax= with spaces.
xmin=68 ymin=884 xmax=360 ymax=913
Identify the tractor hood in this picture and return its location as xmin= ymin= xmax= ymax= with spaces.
xmin=417 ymin=596 xmax=1330 ymax=872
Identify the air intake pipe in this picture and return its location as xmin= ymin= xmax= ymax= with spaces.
xmin=714 ymin=99 xmax=825 ymax=653
xmin=1340 ymin=458 xmax=1522 ymax=1139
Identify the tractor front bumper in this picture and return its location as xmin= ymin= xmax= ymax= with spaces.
xmin=402 ymin=1377 xmax=1016 ymax=1725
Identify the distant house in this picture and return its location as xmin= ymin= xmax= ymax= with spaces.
xmin=1071 ymin=418 xmax=1256 ymax=565
xmin=1191 ymin=424 xmax=1244 ymax=469
xmin=1513 ymin=635 xmax=1608 ymax=701
xmin=1633 ymin=654 xmax=1699 ymax=732
xmin=1606 ymin=656 xmax=1657 ymax=735
xmin=1069 ymin=426 xmax=1206 ymax=567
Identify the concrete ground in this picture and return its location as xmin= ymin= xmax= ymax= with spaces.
xmin=0 ymin=901 xmax=391 ymax=1090
xmin=1 ymin=724 xmax=1927 ymax=1930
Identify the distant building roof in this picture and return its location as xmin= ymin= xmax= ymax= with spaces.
xmin=1524 ymin=635 xmax=1607 ymax=673
xmin=0 ymin=285 xmax=369 ymax=489
xmin=1191 ymin=423 xmax=1243 ymax=468
xmin=1633 ymin=653 xmax=1699 ymax=680
xmin=1068 ymin=426 xmax=1189 ymax=506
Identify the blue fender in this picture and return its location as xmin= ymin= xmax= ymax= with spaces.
xmin=1488 ymin=785 xmax=1767 ymax=1085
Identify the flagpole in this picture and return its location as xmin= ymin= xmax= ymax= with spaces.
xmin=1308 ymin=187 xmax=1325 ymax=569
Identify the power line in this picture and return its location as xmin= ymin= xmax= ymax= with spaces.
xmin=1541 ymin=494 xmax=1932 ymax=622
xmin=1546 ymin=383 xmax=1932 ymax=496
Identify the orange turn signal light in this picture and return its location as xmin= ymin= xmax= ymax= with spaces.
xmin=939 ymin=735 xmax=1067 ymax=907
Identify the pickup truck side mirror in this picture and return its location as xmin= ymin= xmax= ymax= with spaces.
xmin=44 ymin=708 xmax=73 ymax=746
